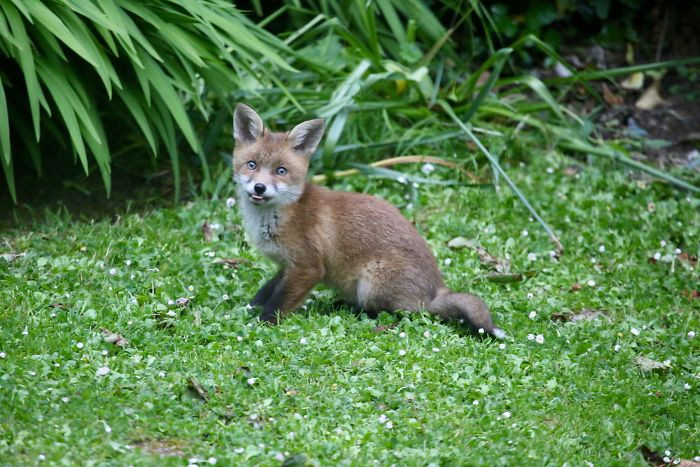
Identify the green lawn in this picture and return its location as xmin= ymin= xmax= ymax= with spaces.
xmin=1 ymin=157 xmax=698 ymax=465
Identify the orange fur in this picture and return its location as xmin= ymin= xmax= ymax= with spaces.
xmin=233 ymin=104 xmax=503 ymax=338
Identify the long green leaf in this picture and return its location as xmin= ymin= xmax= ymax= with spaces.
xmin=439 ymin=99 xmax=564 ymax=253
xmin=0 ymin=76 xmax=10 ymax=166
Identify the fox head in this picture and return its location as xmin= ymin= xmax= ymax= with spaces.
xmin=232 ymin=104 xmax=325 ymax=207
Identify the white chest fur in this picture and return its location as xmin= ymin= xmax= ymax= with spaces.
xmin=239 ymin=201 xmax=287 ymax=263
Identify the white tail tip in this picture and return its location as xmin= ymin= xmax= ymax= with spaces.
xmin=492 ymin=328 xmax=507 ymax=340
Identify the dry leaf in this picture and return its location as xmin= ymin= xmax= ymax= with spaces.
xmin=602 ymin=83 xmax=624 ymax=106
xmin=678 ymin=252 xmax=698 ymax=267
xmin=636 ymin=81 xmax=664 ymax=110
xmin=187 ymin=377 xmax=209 ymax=401
xmin=49 ymin=303 xmax=68 ymax=309
xmin=101 ymin=328 xmax=129 ymax=347
xmin=285 ymin=389 xmax=299 ymax=396
xmin=563 ymin=165 xmax=582 ymax=176
xmin=213 ymin=257 xmax=249 ymax=268
xmin=373 ymin=323 xmax=398 ymax=333
xmin=447 ymin=236 xmax=474 ymax=249
xmin=621 ymin=72 xmax=644 ymax=90
xmin=683 ymin=290 xmax=699 ymax=300
xmin=133 ymin=439 xmax=186 ymax=458
xmin=202 ymin=221 xmax=214 ymax=242
xmin=475 ymin=71 xmax=491 ymax=88
xmin=551 ymin=309 xmax=605 ymax=323
xmin=447 ymin=237 xmax=510 ymax=272
xmin=570 ymin=283 xmax=583 ymax=291
xmin=635 ymin=356 xmax=670 ymax=372
xmin=0 ymin=252 xmax=25 ymax=262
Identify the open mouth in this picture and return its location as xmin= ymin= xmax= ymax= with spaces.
xmin=248 ymin=193 xmax=269 ymax=204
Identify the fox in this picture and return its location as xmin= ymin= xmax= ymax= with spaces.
xmin=232 ymin=103 xmax=505 ymax=338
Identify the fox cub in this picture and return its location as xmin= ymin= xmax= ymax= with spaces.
xmin=233 ymin=104 xmax=504 ymax=338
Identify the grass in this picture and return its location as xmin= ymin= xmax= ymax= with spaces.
xmin=1 ymin=154 xmax=699 ymax=465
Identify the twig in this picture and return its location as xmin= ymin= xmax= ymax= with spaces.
xmin=312 ymin=155 xmax=481 ymax=184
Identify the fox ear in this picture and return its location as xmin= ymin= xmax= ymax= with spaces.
xmin=287 ymin=119 xmax=325 ymax=156
xmin=233 ymin=104 xmax=264 ymax=144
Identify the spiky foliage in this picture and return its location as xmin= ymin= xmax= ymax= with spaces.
xmin=0 ymin=0 xmax=295 ymax=201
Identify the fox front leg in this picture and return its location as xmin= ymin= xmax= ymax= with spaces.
xmin=249 ymin=270 xmax=284 ymax=307
xmin=259 ymin=264 xmax=324 ymax=324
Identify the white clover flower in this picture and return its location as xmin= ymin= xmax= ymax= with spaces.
xmin=665 ymin=450 xmax=672 ymax=457
xmin=210 ymin=223 xmax=221 ymax=230
xmin=247 ymin=377 xmax=257 ymax=385
xmin=234 ymin=448 xmax=244 ymax=454
xmin=398 ymin=349 xmax=406 ymax=356
xmin=528 ymin=311 xmax=537 ymax=319
xmin=21 ymin=328 xmax=28 ymax=335
xmin=653 ymin=252 xmax=661 ymax=261
xmin=663 ymin=359 xmax=671 ymax=367
xmin=159 ymin=371 xmax=166 ymax=378
xmin=535 ymin=334 xmax=544 ymax=344
xmin=207 ymin=251 xmax=215 ymax=257
xmin=521 ymin=230 xmax=529 ymax=237
xmin=527 ymin=252 xmax=537 ymax=261
xmin=96 ymin=366 xmax=110 ymax=377
xmin=274 ymin=453 xmax=285 ymax=462
xmin=527 ymin=293 xmax=534 ymax=300
xmin=412 ymin=182 xmax=420 ymax=189
xmin=421 ymin=163 xmax=435 ymax=175
xmin=674 ymin=248 xmax=681 ymax=255
xmin=109 ymin=268 xmax=117 ymax=275
xmin=599 ymin=245 xmax=606 ymax=253
xmin=546 ymin=167 xmax=554 ymax=174
xmin=590 ymin=257 xmax=597 ymax=263
xmin=663 ymin=457 xmax=671 ymax=463
xmin=50 ymin=312 xmax=56 ymax=318
xmin=287 ymin=432 xmax=296 ymax=439
xmin=614 ymin=344 xmax=620 ymax=352
xmin=101 ymin=350 xmax=108 ymax=356
xmin=167 ymin=299 xmax=175 ymax=306
xmin=208 ymin=457 xmax=217 ymax=465
xmin=397 ymin=176 xmax=407 ymax=184
xmin=472 ymin=400 xmax=479 ymax=405
xmin=76 ymin=342 xmax=84 ymax=349
xmin=61 ymin=397 xmax=69 ymax=403
xmin=130 ymin=274 xmax=136 ymax=280
xmin=688 ymin=331 xmax=696 ymax=339
xmin=499 ymin=343 xmax=506 ymax=350
xmin=630 ymin=328 xmax=640 ymax=336
xmin=125 ymin=260 xmax=132 ymax=266
xmin=385 ymin=421 xmax=393 ymax=429
xmin=502 ymin=411 xmax=511 ymax=419
xmin=587 ymin=279 xmax=596 ymax=287
xmin=222 ymin=294 xmax=229 ymax=300
xmin=549 ymin=250 xmax=557 ymax=258
xmin=104 ymin=423 xmax=112 ymax=433
xmin=299 ymin=337 xmax=307 ymax=345
xmin=660 ymin=240 xmax=667 ymax=247
xmin=127 ymin=320 xmax=133 ymax=325
xmin=187 ymin=285 xmax=194 ymax=292
xmin=527 ymin=334 xmax=535 ymax=341
xmin=378 ymin=414 xmax=388 ymax=424
xmin=38 ymin=454 xmax=45 ymax=461
xmin=444 ymin=258 xmax=452 ymax=266
xmin=432 ymin=347 xmax=440 ymax=352
xmin=236 ymin=336 xmax=243 ymax=341
xmin=166 ymin=310 xmax=177 ymax=318
xmin=423 ymin=331 xmax=430 ymax=338
xmin=226 ymin=197 xmax=236 ymax=208
xmin=399 ymin=332 xmax=406 ymax=338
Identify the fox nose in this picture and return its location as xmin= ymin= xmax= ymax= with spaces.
xmin=254 ymin=183 xmax=266 ymax=195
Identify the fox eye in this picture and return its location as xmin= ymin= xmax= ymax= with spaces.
xmin=276 ymin=167 xmax=288 ymax=176
xmin=246 ymin=160 xmax=257 ymax=170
